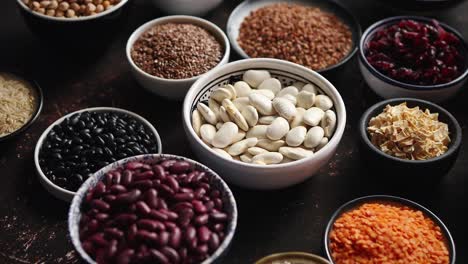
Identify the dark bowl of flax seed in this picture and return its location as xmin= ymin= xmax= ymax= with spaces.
xmin=228 ymin=0 xmax=361 ymax=73
xmin=127 ymin=15 xmax=230 ymax=100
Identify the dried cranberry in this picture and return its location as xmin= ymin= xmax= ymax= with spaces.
xmin=366 ymin=19 xmax=464 ymax=85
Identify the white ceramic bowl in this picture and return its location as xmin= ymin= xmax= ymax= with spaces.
xmin=182 ymin=58 xmax=347 ymax=190
xmin=359 ymin=16 xmax=468 ymax=103
xmin=34 ymin=107 xmax=162 ymax=202
xmin=69 ymin=154 xmax=238 ymax=264
xmin=151 ymin=0 xmax=223 ymax=16
xmin=126 ymin=15 xmax=230 ymax=100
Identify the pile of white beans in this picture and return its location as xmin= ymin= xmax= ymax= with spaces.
xmin=191 ymin=70 xmax=337 ymax=165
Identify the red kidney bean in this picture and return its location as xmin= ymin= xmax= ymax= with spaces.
xmin=131 ymin=180 xmax=153 ymax=190
xmin=194 ymin=188 xmax=206 ymax=199
xmin=85 ymin=191 xmax=94 ymax=204
xmin=95 ymin=248 xmax=107 ymax=264
xmin=194 ymin=214 xmax=209 ymax=226
xmin=205 ymin=201 xmax=215 ymax=212
xmin=135 ymin=201 xmax=151 ymax=215
xmin=177 ymin=173 xmax=187 ymax=182
xmin=160 ymin=209 xmax=178 ymax=221
xmin=153 ymin=179 xmax=162 ymax=186
xmin=178 ymin=208 xmax=194 ymax=227
xmin=104 ymin=228 xmax=124 ymax=240
xmin=105 ymin=173 xmax=114 ymax=187
xmin=145 ymin=189 xmax=159 ymax=209
xmin=135 ymin=244 xmax=149 ymax=262
xmin=179 ymin=187 xmax=193 ymax=194
xmin=172 ymin=202 xmax=193 ymax=212
xmin=185 ymin=226 xmax=196 ymax=242
xmin=116 ymin=249 xmax=134 ymax=264
xmin=91 ymin=199 xmax=110 ymax=212
xmin=210 ymin=190 xmax=220 ymax=198
xmin=149 ymin=209 xmax=169 ymax=221
xmin=104 ymin=194 xmax=117 ymax=203
xmin=211 ymin=212 xmax=228 ymax=222
xmin=95 ymin=213 xmax=109 ymax=221
xmin=149 ymin=249 xmax=169 ymax=264
xmin=106 ymin=239 xmax=118 ymax=259
xmin=115 ymin=189 xmax=141 ymax=204
xmin=121 ymin=170 xmax=133 ymax=185
xmin=174 ymin=192 xmax=194 ymax=202
xmin=188 ymin=238 xmax=198 ymax=251
xmin=158 ymin=199 xmax=168 ymax=210
xmin=170 ymin=226 xmax=182 ymax=248
xmin=136 ymin=230 xmax=159 ymax=243
xmin=197 ymin=182 xmax=210 ymax=191
xmin=161 ymin=159 xmax=177 ymax=168
xmin=115 ymin=214 xmax=137 ymax=226
xmin=88 ymin=219 xmax=100 ymax=232
xmin=213 ymin=223 xmax=225 ymax=232
xmin=134 ymin=170 xmax=154 ymax=181
xmin=192 ymin=200 xmax=207 ymax=214
xmin=152 ymin=165 xmax=166 ymax=178
xmin=94 ymin=181 xmax=106 ymax=197
xmin=82 ymin=241 xmax=94 ymax=256
xmin=161 ymin=246 xmax=180 ymax=263
xmin=127 ymin=224 xmax=138 ymax=244
xmin=111 ymin=171 xmax=121 ymax=185
xmin=193 ymin=172 xmax=206 ymax=183
xmin=165 ymin=176 xmax=180 ymax=192
xmin=170 ymin=161 xmax=191 ymax=174
xmin=137 ymin=219 xmax=165 ymax=231
xmin=219 ymin=231 xmax=225 ymax=240
xmin=158 ymin=184 xmax=175 ymax=196
xmin=126 ymin=162 xmax=144 ymax=170
xmin=90 ymin=232 xmax=108 ymax=247
xmin=209 ymin=233 xmax=220 ymax=252
xmin=196 ymin=244 xmax=209 ymax=255
xmin=185 ymin=171 xmax=197 ymax=184
xmin=159 ymin=231 xmax=170 ymax=247
xmin=110 ymin=184 xmax=127 ymax=194
xmin=214 ymin=198 xmax=223 ymax=210
xmin=198 ymin=226 xmax=211 ymax=242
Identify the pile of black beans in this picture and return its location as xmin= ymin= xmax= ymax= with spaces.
xmin=39 ymin=111 xmax=159 ymax=192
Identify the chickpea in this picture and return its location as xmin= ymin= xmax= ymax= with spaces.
xmin=102 ymin=0 xmax=110 ymax=8
xmin=32 ymin=1 xmax=40 ymax=8
xmin=58 ymin=1 xmax=69 ymax=11
xmin=49 ymin=0 xmax=58 ymax=9
xmin=37 ymin=7 xmax=45 ymax=13
xmin=40 ymin=0 xmax=50 ymax=7
xmin=66 ymin=9 xmax=75 ymax=17
xmin=87 ymin=3 xmax=96 ymax=12
xmin=96 ymin=4 xmax=104 ymax=12
xmin=46 ymin=9 xmax=55 ymax=16
xmin=56 ymin=10 xmax=64 ymax=17
xmin=70 ymin=2 xmax=80 ymax=11
xmin=23 ymin=0 xmax=31 ymax=5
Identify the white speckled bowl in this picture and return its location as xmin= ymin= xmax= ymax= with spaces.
xmin=183 ymin=58 xmax=346 ymax=190
xmin=69 ymin=154 xmax=238 ymax=264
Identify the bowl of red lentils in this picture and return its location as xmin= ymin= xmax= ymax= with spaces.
xmin=324 ymin=195 xmax=455 ymax=264
xmin=16 ymin=0 xmax=132 ymax=47
xmin=126 ymin=15 xmax=230 ymax=100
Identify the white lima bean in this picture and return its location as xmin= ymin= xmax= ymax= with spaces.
xmin=232 ymin=131 xmax=246 ymax=143
xmin=296 ymin=90 xmax=315 ymax=109
xmin=243 ymin=70 xmax=271 ymax=88
xmin=215 ymin=122 xmax=223 ymax=130
xmin=197 ymin=103 xmax=218 ymax=125
xmin=279 ymin=146 xmax=314 ymax=160
xmin=273 ymin=97 xmax=296 ymax=121
xmin=276 ymin=86 xmax=299 ymax=98
xmin=257 ymin=78 xmax=282 ymax=95
xmin=315 ymin=94 xmax=333 ymax=111
xmin=224 ymin=84 xmax=237 ymax=100
xmin=200 ymin=124 xmax=216 ymax=145
xmin=211 ymin=122 xmax=238 ymax=148
xmin=233 ymin=97 xmax=250 ymax=111
xmin=257 ymin=139 xmax=285 ymax=151
xmin=240 ymin=154 xmax=253 ymax=163
xmin=252 ymin=152 xmax=283 ymax=165
xmin=304 ymin=126 xmax=325 ymax=148
xmin=219 ymin=106 xmax=231 ymax=122
xmin=282 ymin=94 xmax=297 ymax=106
xmin=250 ymin=89 xmax=275 ymax=100
xmin=191 ymin=109 xmax=203 ymax=136
xmin=227 ymin=138 xmax=258 ymax=156
xmin=321 ymin=110 xmax=337 ymax=138
xmin=247 ymin=146 xmax=268 ymax=156
xmin=222 ymin=99 xmax=249 ymax=132
xmin=211 ymin=87 xmax=232 ymax=102
xmin=285 ymin=126 xmax=307 ymax=147
xmin=303 ymin=107 xmax=325 ymax=126
xmin=246 ymin=125 xmax=268 ymax=139
xmin=212 ymin=148 xmax=232 ymax=159
xmin=241 ymin=105 xmax=259 ymax=127
xmin=290 ymin=107 xmax=306 ymax=128
xmin=266 ymin=117 xmax=290 ymax=140
xmin=316 ymin=137 xmax=329 ymax=151
xmin=208 ymin=98 xmax=221 ymax=119
xmin=248 ymin=93 xmax=276 ymax=115
xmin=258 ymin=116 xmax=277 ymax=125
xmin=302 ymin=83 xmax=318 ymax=94
xmin=233 ymin=81 xmax=252 ymax=98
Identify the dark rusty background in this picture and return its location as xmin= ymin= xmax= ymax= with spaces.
xmin=1 ymin=0 xmax=467 ymax=263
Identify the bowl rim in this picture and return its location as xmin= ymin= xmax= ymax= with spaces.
xmin=359 ymin=97 xmax=462 ymax=164
xmin=15 ymin=0 xmax=130 ymax=22
xmin=255 ymin=251 xmax=331 ymax=264
xmin=359 ymin=15 xmax=468 ymax=90
xmin=226 ymin=0 xmax=362 ymax=73
xmin=183 ymin=58 xmax=347 ymax=169
xmin=126 ymin=15 xmax=231 ymax=83
xmin=68 ymin=153 xmax=238 ymax=264
xmin=0 ymin=71 xmax=43 ymax=142
xmin=33 ymin=107 xmax=163 ymax=199
xmin=323 ymin=195 xmax=456 ymax=264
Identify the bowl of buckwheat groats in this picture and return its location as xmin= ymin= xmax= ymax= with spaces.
xmin=16 ymin=0 xmax=132 ymax=47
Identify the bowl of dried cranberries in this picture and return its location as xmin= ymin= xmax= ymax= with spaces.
xmin=359 ymin=16 xmax=468 ymax=102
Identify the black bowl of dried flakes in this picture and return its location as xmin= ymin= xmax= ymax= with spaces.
xmin=0 ymin=71 xmax=43 ymax=142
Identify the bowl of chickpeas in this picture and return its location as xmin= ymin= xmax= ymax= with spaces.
xmin=16 ymin=0 xmax=132 ymax=50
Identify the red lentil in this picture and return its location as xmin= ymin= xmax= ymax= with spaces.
xmin=329 ymin=202 xmax=449 ymax=264
xmin=238 ymin=3 xmax=352 ymax=71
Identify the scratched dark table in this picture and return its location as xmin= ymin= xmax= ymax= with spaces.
xmin=1 ymin=0 xmax=467 ymax=263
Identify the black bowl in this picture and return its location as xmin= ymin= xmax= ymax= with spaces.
xmin=0 ymin=71 xmax=43 ymax=142
xmin=359 ymin=98 xmax=462 ymax=181
xmin=16 ymin=0 xmax=132 ymax=51
xmin=324 ymin=195 xmax=456 ymax=264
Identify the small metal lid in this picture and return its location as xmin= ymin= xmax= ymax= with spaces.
xmin=255 ymin=252 xmax=331 ymax=264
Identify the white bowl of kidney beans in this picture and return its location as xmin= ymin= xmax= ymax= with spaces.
xmin=359 ymin=16 xmax=468 ymax=102
xmin=34 ymin=107 xmax=162 ymax=202
xmin=68 ymin=154 xmax=237 ymax=264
